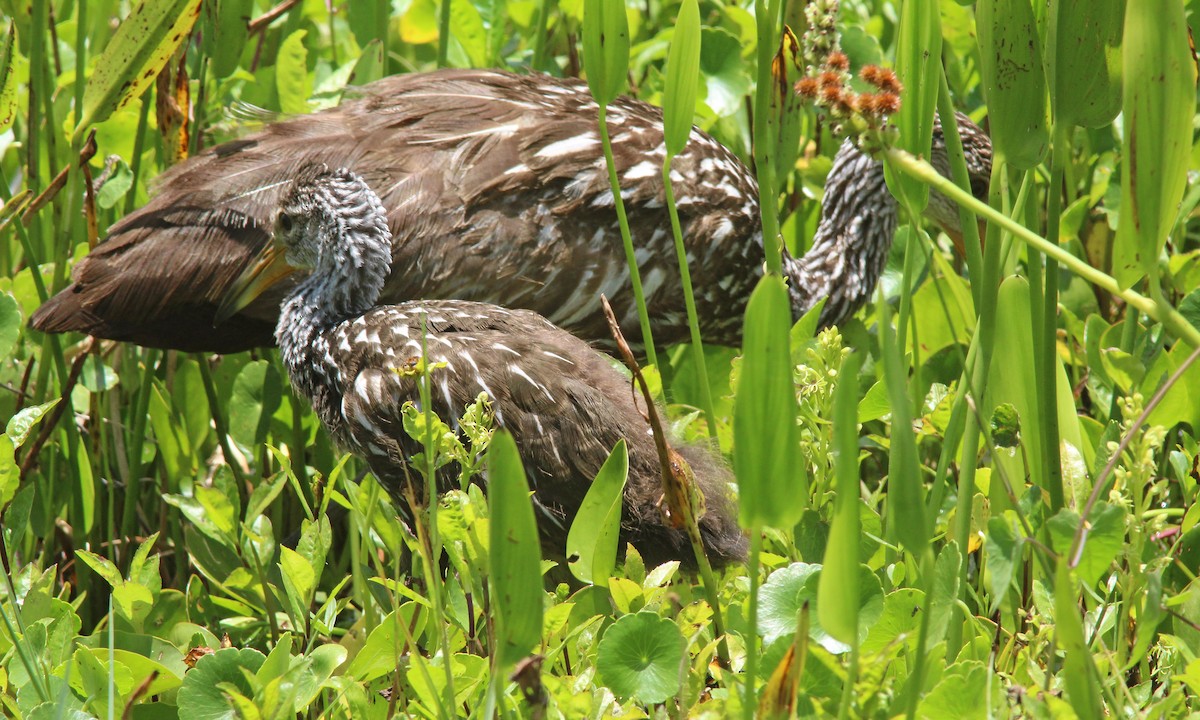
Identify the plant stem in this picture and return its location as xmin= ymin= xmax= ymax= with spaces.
xmin=753 ymin=0 xmax=783 ymax=275
xmin=881 ymin=147 xmax=1200 ymax=349
xmin=596 ymin=105 xmax=660 ymax=368
xmin=661 ymin=162 xmax=718 ymax=439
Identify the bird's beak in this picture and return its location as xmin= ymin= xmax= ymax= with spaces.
xmin=214 ymin=242 xmax=294 ymax=325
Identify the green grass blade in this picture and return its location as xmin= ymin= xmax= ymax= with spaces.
xmin=1054 ymin=560 xmax=1104 ymax=717
xmin=752 ymin=0 xmax=782 ymax=275
xmin=879 ymin=299 xmax=928 ymax=558
xmin=487 ymin=430 xmax=544 ymax=667
xmin=0 ymin=23 xmax=15 ymax=133
xmin=818 ymin=351 xmax=862 ymax=644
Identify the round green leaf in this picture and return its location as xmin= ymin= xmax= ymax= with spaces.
xmin=595 ymin=611 xmax=685 ymax=704
xmin=177 ymin=647 xmax=266 ymax=720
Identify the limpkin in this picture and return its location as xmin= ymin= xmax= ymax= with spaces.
xmin=219 ymin=166 xmax=747 ymax=568
xmin=30 ymin=68 xmax=992 ymax=353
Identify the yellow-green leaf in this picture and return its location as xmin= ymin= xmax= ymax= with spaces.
xmin=0 ymin=24 xmax=16 ymax=133
xmin=75 ymin=0 xmax=202 ymax=138
xmin=275 ymin=30 xmax=311 ymax=115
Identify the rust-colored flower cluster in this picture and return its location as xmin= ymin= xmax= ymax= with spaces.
xmin=795 ymin=54 xmax=904 ymax=127
xmin=794 ymin=0 xmax=903 ymax=140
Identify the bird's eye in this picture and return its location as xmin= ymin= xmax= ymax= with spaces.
xmin=278 ymin=213 xmax=294 ymax=234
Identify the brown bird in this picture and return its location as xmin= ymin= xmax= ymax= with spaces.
xmin=219 ymin=166 xmax=747 ymax=568
xmin=31 ymin=68 xmax=991 ymax=353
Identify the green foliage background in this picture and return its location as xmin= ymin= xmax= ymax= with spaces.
xmin=0 ymin=0 xmax=1199 ymax=717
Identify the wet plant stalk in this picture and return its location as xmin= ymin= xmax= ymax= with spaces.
xmin=662 ymin=165 xmax=718 ymax=439
xmin=881 ymin=147 xmax=1200 ymax=349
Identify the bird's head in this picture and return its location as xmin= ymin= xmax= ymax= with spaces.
xmin=216 ymin=166 xmax=392 ymax=324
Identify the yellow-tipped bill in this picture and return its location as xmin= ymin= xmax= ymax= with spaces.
xmin=214 ymin=242 xmax=295 ymax=325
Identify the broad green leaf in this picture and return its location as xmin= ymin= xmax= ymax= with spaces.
xmin=291 ymin=644 xmax=348 ymax=712
xmin=581 ymin=0 xmax=629 ymax=105
xmin=1054 ymin=561 xmax=1102 ymax=718
xmin=450 ymin=0 xmax=489 ymax=67
xmin=885 ymin=0 xmax=940 ymax=210
xmin=818 ymin=352 xmax=862 ymax=645
xmin=699 ymin=27 xmax=752 ymax=119
xmin=74 ymin=549 xmax=125 ymax=589
xmin=984 ymin=514 xmax=1022 ymax=614
xmin=1047 ymin=503 xmax=1124 ymax=588
xmin=1125 ymin=570 xmax=1166 ymax=672
xmin=80 ymin=355 xmax=119 ymax=394
xmin=926 ymin=541 xmax=961 ymax=647
xmin=200 ymin=0 xmax=252 ymax=79
xmin=761 ymin=561 xmax=885 ymax=653
xmin=1049 ymin=0 xmax=1124 ymax=128
xmin=275 ymin=29 xmax=311 ymax=115
xmin=917 ymin=659 xmax=1004 ymax=719
xmin=148 ymin=382 xmax=189 ymax=478
xmin=595 ymin=611 xmax=685 ymax=703
xmin=176 ymin=647 xmax=266 ymax=720
xmin=975 ymin=0 xmax=1048 ymax=169
xmin=348 ymin=39 xmax=386 ymax=87
xmin=487 ymin=430 xmax=543 ymax=667
xmin=1114 ymin=0 xmax=1195 ymax=287
xmin=257 ymin=632 xmax=294 ymax=683
xmin=0 ymin=291 xmax=20 ymax=362
xmin=75 ymin=0 xmax=203 ymax=136
xmin=280 ymin=546 xmax=316 ymax=624
xmin=662 ymin=0 xmax=701 ymax=158
xmin=567 ymin=440 xmax=628 ymax=586
xmin=228 ymin=360 xmax=283 ymax=451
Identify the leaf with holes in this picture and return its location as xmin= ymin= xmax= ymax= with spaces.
xmin=75 ymin=0 xmax=202 ymax=137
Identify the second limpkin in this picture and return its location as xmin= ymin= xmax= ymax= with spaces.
xmin=31 ymin=68 xmax=992 ymax=352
